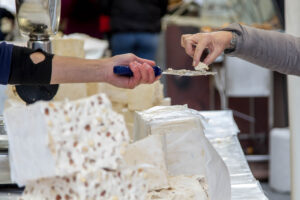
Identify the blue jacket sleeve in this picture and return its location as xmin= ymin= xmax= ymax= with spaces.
xmin=0 ymin=42 xmax=13 ymax=85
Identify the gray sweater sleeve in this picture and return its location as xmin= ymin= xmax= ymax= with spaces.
xmin=223 ymin=23 xmax=300 ymax=75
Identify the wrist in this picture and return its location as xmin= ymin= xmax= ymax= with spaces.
xmin=224 ymin=31 xmax=233 ymax=49
xmin=96 ymin=57 xmax=114 ymax=83
xmin=226 ymin=31 xmax=237 ymax=50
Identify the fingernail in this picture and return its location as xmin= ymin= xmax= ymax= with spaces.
xmin=193 ymin=61 xmax=196 ymax=66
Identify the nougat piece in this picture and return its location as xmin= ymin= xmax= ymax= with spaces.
xmin=20 ymin=168 xmax=148 ymax=200
xmin=195 ymin=62 xmax=209 ymax=72
xmin=4 ymin=94 xmax=130 ymax=185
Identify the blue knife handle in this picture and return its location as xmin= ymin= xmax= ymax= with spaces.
xmin=114 ymin=66 xmax=162 ymax=77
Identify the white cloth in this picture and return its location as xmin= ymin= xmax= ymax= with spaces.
xmin=225 ymin=57 xmax=272 ymax=97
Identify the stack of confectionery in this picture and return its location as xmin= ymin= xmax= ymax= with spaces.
xmin=4 ymin=94 xmax=222 ymax=200
xmin=134 ymin=105 xmax=231 ymax=200
xmin=5 ymin=94 xmax=148 ymax=200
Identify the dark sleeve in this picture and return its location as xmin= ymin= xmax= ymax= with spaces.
xmin=223 ymin=23 xmax=300 ymax=76
xmin=100 ymin=0 xmax=113 ymax=15
xmin=0 ymin=42 xmax=13 ymax=85
xmin=160 ymin=0 xmax=168 ymax=17
xmin=8 ymin=46 xmax=53 ymax=85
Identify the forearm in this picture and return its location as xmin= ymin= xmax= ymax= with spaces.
xmin=51 ymin=56 xmax=110 ymax=84
xmin=224 ymin=23 xmax=300 ymax=75
xmin=4 ymin=46 xmax=156 ymax=88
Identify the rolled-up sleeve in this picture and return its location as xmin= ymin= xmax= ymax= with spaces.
xmin=0 ymin=42 xmax=13 ymax=85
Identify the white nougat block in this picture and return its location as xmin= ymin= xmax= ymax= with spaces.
xmin=20 ymin=168 xmax=148 ymax=200
xmin=121 ymin=109 xmax=135 ymax=123
xmin=4 ymin=94 xmax=130 ymax=186
xmin=127 ymin=82 xmax=159 ymax=111
xmin=97 ymin=81 xmax=164 ymax=111
xmin=150 ymin=116 xmax=207 ymax=176
xmin=124 ymin=134 xmax=169 ymax=191
xmin=133 ymin=105 xmax=188 ymax=141
xmin=134 ymin=105 xmax=231 ymax=200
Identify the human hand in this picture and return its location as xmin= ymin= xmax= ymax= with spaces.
xmin=181 ymin=31 xmax=233 ymax=67
xmin=104 ymin=53 xmax=161 ymax=89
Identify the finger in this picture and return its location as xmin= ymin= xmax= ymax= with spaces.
xmin=139 ymin=63 xmax=150 ymax=84
xmin=181 ymin=34 xmax=191 ymax=47
xmin=193 ymin=38 xmax=210 ymax=67
xmin=181 ymin=35 xmax=185 ymax=47
xmin=130 ymin=61 xmax=141 ymax=81
xmin=134 ymin=56 xmax=156 ymax=66
xmin=203 ymin=48 xmax=223 ymax=65
xmin=144 ymin=63 xmax=155 ymax=84
xmin=128 ymin=62 xmax=142 ymax=88
xmin=181 ymin=35 xmax=195 ymax=58
xmin=185 ymin=41 xmax=196 ymax=58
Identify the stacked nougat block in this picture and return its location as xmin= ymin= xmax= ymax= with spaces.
xmin=4 ymin=94 xmax=227 ymax=200
xmin=134 ymin=105 xmax=231 ymax=200
xmin=4 ymin=94 xmax=148 ymax=200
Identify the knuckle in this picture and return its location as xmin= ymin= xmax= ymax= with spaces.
xmin=128 ymin=53 xmax=135 ymax=59
xmin=147 ymin=67 xmax=153 ymax=73
xmin=206 ymin=34 xmax=213 ymax=40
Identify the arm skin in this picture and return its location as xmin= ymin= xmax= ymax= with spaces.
xmin=181 ymin=23 xmax=300 ymax=76
xmin=34 ymin=53 xmax=159 ymax=89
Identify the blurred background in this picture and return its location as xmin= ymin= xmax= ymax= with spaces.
xmin=0 ymin=0 xmax=290 ymax=199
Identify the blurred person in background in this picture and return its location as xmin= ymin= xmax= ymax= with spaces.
xmin=61 ymin=0 xmax=103 ymax=39
xmin=102 ymin=0 xmax=168 ymax=60
xmin=181 ymin=23 xmax=300 ymax=76
xmin=0 ymin=8 xmax=14 ymax=41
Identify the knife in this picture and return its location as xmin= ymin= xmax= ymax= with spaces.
xmin=113 ymin=66 xmax=216 ymax=77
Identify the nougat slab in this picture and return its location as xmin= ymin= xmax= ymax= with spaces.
xmin=20 ymin=167 xmax=148 ymax=200
xmin=4 ymin=94 xmax=129 ymax=185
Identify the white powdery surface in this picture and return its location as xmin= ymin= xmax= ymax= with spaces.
xmin=146 ymin=175 xmax=209 ymax=200
xmin=5 ymin=94 xmax=130 ymax=185
xmin=20 ymin=168 xmax=148 ymax=200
